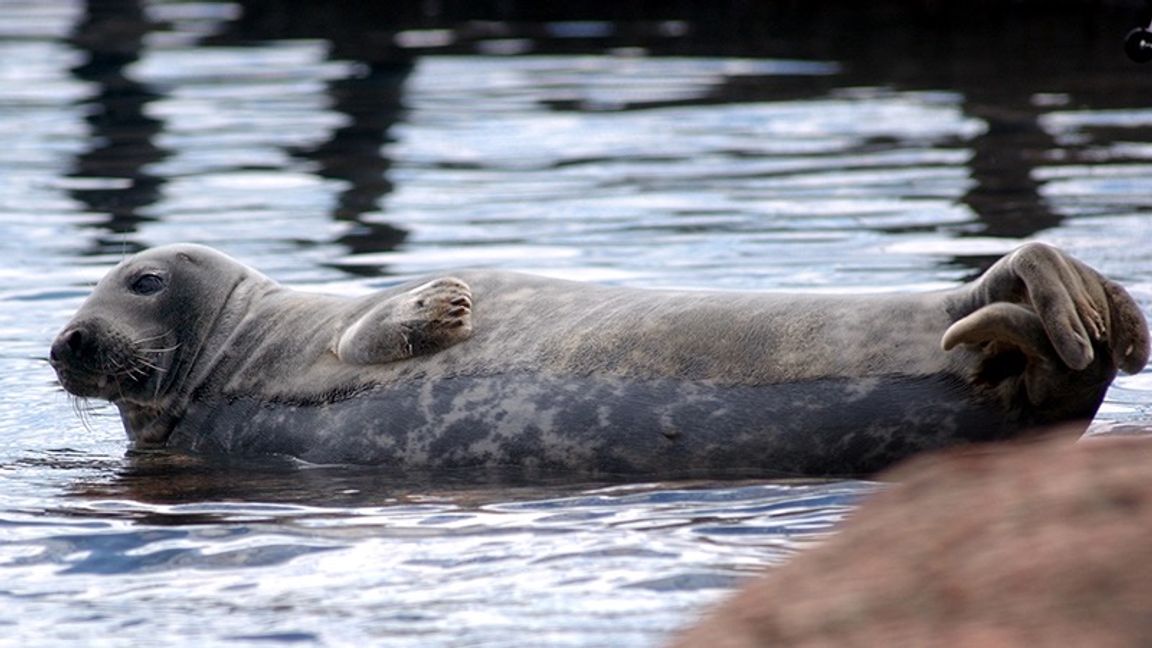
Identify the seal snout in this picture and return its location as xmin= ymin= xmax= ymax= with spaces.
xmin=50 ymin=320 xmax=108 ymax=397
xmin=50 ymin=325 xmax=93 ymax=366
xmin=49 ymin=317 xmax=157 ymax=399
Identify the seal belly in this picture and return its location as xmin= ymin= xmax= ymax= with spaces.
xmin=168 ymin=371 xmax=1023 ymax=477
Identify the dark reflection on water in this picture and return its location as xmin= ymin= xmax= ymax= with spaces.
xmin=207 ymin=1 xmax=420 ymax=270
xmin=59 ymin=450 xmax=842 ymax=511
xmin=70 ymin=451 xmax=612 ymax=508
xmin=67 ymin=0 xmax=167 ymax=255
xmin=60 ymin=0 xmax=1152 ymax=271
xmin=289 ymin=63 xmax=412 ymax=269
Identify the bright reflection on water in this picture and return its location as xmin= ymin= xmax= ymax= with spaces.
xmin=2 ymin=451 xmax=868 ymax=646
xmin=3 ymin=1 xmax=1152 ymax=646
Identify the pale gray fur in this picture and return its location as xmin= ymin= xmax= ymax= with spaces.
xmin=49 ymin=243 xmax=1150 ymax=477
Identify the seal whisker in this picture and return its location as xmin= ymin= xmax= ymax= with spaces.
xmin=132 ymin=330 xmax=174 ymax=346
xmin=139 ymin=344 xmax=179 ymax=398
xmin=133 ymin=357 xmax=166 ymax=373
xmin=131 ymin=354 xmax=168 ymax=375
xmin=140 ymin=339 xmax=181 ymax=401
xmin=105 ymin=356 xmax=136 ymax=376
xmin=69 ymin=396 xmax=98 ymax=434
xmin=136 ymin=344 xmax=181 ymax=355
xmin=103 ymin=356 xmax=155 ymax=389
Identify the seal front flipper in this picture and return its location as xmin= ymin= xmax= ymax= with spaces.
xmin=334 ymin=277 xmax=473 ymax=365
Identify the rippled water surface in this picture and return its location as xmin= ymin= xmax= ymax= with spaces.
xmin=3 ymin=1 xmax=1152 ymax=646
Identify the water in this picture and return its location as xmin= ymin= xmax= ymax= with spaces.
xmin=3 ymin=1 xmax=1152 ymax=645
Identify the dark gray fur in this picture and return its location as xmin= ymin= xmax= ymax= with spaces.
xmin=50 ymin=243 xmax=1149 ymax=478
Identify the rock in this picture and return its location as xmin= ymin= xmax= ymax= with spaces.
xmin=670 ymin=435 xmax=1152 ymax=648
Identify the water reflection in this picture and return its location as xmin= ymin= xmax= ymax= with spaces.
xmin=66 ymin=0 xmax=168 ymax=255
xmin=205 ymin=0 xmax=416 ymax=272
xmin=767 ymin=6 xmax=1080 ymax=244
xmin=66 ymin=450 xmax=604 ymax=508
xmin=50 ymin=448 xmax=866 ymax=557
xmin=60 ymin=1 xmax=1151 ymax=271
xmin=286 ymin=62 xmax=413 ymax=274
xmin=62 ymin=449 xmax=819 ymax=510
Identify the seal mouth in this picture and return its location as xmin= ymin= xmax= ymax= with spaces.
xmin=52 ymin=359 xmax=159 ymax=403
xmin=49 ymin=321 xmax=179 ymax=403
xmin=51 ymin=365 xmax=117 ymax=399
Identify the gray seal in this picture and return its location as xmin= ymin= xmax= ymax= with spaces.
xmin=49 ymin=243 xmax=1149 ymax=478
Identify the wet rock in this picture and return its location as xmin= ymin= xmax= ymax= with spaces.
xmin=670 ymin=435 xmax=1152 ymax=648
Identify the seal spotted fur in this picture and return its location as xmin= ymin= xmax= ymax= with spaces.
xmin=49 ymin=243 xmax=1149 ymax=477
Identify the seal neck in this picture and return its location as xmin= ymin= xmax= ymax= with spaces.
xmin=178 ymin=274 xmax=277 ymax=397
xmin=134 ymin=273 xmax=273 ymax=445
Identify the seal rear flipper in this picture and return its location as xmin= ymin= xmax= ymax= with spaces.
xmin=334 ymin=277 xmax=473 ymax=365
xmin=972 ymin=242 xmax=1150 ymax=375
xmin=942 ymin=302 xmax=1064 ymax=406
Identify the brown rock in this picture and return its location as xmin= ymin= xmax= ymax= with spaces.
xmin=671 ymin=435 xmax=1152 ymax=648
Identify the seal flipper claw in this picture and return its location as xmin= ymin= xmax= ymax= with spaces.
xmin=1006 ymin=243 xmax=1095 ymax=371
xmin=335 ymin=277 xmax=473 ymax=365
xmin=1101 ymin=279 xmax=1151 ymax=375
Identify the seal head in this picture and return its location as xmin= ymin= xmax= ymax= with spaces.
xmin=49 ymin=244 xmax=265 ymax=443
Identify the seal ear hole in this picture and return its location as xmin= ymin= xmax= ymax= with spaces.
xmin=974 ymin=347 xmax=1027 ymax=386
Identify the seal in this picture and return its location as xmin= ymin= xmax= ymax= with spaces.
xmin=49 ymin=242 xmax=1149 ymax=477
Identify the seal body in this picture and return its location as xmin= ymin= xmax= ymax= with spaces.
xmin=50 ymin=243 xmax=1149 ymax=478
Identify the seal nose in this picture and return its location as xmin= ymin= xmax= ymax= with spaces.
xmin=50 ymin=325 xmax=91 ymax=365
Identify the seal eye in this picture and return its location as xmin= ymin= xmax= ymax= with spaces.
xmin=130 ymin=273 xmax=165 ymax=296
